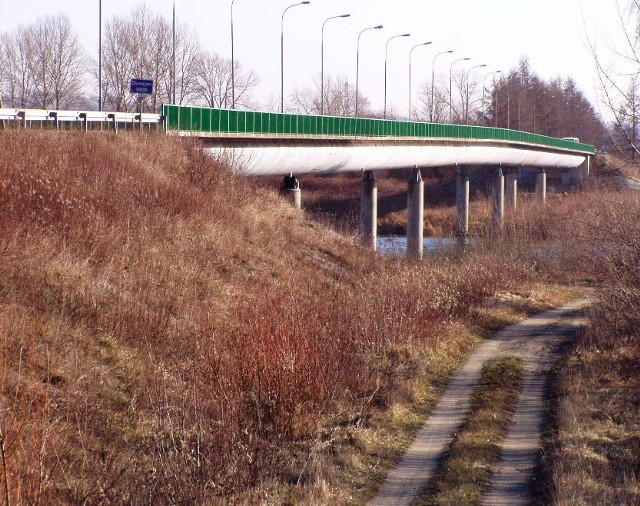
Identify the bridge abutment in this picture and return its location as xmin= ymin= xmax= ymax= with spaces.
xmin=535 ymin=169 xmax=547 ymax=203
xmin=569 ymin=156 xmax=590 ymax=185
xmin=360 ymin=170 xmax=378 ymax=250
xmin=407 ymin=167 xmax=424 ymax=258
xmin=456 ymin=167 xmax=470 ymax=240
xmin=505 ymin=168 xmax=518 ymax=210
xmin=493 ymin=167 xmax=505 ymax=232
xmin=280 ymin=173 xmax=301 ymax=208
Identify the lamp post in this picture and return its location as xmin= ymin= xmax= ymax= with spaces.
xmin=172 ymin=0 xmax=176 ymax=104
xmin=356 ymin=24 xmax=383 ymax=118
xmin=449 ymin=57 xmax=470 ymax=123
xmin=321 ymin=13 xmax=350 ymax=115
xmin=430 ymin=50 xmax=453 ymax=122
xmin=230 ymin=0 xmax=237 ymax=109
xmin=98 ymin=0 xmax=102 ymax=111
xmin=465 ymin=63 xmax=486 ymax=124
xmin=384 ymin=33 xmax=410 ymax=119
xmin=408 ymin=41 xmax=431 ymax=119
xmin=482 ymin=70 xmax=501 ymax=125
xmin=281 ymin=1 xmax=310 ymax=113
xmin=495 ymin=78 xmax=500 ymax=127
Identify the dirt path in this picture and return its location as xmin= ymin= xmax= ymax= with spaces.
xmin=368 ymin=299 xmax=591 ymax=506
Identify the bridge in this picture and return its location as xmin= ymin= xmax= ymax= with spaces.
xmin=163 ymin=104 xmax=594 ymax=256
xmin=1 ymin=105 xmax=594 ymax=257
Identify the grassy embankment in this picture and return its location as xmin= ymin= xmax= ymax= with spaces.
xmin=0 ymin=130 xmax=624 ymax=504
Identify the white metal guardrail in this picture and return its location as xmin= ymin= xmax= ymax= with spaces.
xmin=0 ymin=108 xmax=163 ymax=131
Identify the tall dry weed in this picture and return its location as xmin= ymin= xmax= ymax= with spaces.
xmin=0 ymin=131 xmax=532 ymax=503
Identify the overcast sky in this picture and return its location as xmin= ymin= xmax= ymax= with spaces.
xmin=0 ymin=0 xmax=626 ymax=116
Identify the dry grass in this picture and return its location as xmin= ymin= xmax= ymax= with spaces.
xmin=0 ymin=131 xmax=545 ymax=504
xmin=417 ymin=357 xmax=524 ymax=506
xmin=532 ymin=188 xmax=640 ymax=505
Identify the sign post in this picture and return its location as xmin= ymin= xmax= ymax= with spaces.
xmin=130 ymin=79 xmax=154 ymax=130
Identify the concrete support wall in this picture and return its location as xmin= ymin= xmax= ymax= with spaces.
xmin=505 ymin=169 xmax=518 ymax=210
xmin=407 ymin=167 xmax=424 ymax=258
xmin=455 ymin=167 xmax=470 ymax=239
xmin=492 ymin=167 xmax=505 ymax=232
xmin=569 ymin=156 xmax=591 ymax=184
xmin=280 ymin=174 xmax=302 ymax=209
xmin=535 ymin=169 xmax=547 ymax=203
xmin=360 ymin=170 xmax=378 ymax=250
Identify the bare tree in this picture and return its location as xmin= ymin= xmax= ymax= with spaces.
xmin=0 ymin=15 xmax=87 ymax=109
xmin=416 ymin=78 xmax=449 ymax=123
xmin=587 ymin=0 xmax=640 ymax=157
xmin=193 ymin=51 xmax=257 ymax=109
xmin=288 ymin=76 xmax=371 ymax=116
xmin=162 ymin=25 xmax=201 ymax=105
xmin=101 ymin=5 xmax=174 ymax=112
xmin=32 ymin=14 xmax=88 ymax=109
xmin=0 ymin=28 xmax=36 ymax=108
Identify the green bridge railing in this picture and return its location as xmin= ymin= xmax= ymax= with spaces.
xmin=163 ymin=104 xmax=595 ymax=155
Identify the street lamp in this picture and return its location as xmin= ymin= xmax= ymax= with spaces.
xmin=356 ymin=24 xmax=383 ymax=118
xmin=98 ymin=0 xmax=102 ymax=111
xmin=230 ymin=0 xmax=237 ymax=109
xmin=384 ymin=33 xmax=410 ymax=119
xmin=321 ymin=13 xmax=351 ymax=115
xmin=281 ymin=1 xmax=310 ymax=113
xmin=408 ymin=41 xmax=432 ymax=119
xmin=482 ymin=70 xmax=501 ymax=124
xmin=430 ymin=50 xmax=453 ymax=122
xmin=465 ymin=63 xmax=486 ymax=124
xmin=449 ymin=57 xmax=470 ymax=123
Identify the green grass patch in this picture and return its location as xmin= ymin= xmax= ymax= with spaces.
xmin=417 ymin=356 xmax=524 ymax=506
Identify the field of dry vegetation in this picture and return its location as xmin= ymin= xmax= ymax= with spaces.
xmin=0 ymin=132 xmax=637 ymax=504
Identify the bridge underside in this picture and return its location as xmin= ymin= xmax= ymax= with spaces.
xmin=198 ymin=137 xmax=588 ymax=176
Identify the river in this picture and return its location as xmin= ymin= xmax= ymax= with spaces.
xmin=377 ymin=236 xmax=460 ymax=255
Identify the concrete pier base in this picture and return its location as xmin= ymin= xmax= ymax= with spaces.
xmin=455 ymin=167 xmax=470 ymax=240
xmin=360 ymin=170 xmax=378 ymax=250
xmin=505 ymin=169 xmax=518 ymax=210
xmin=280 ymin=173 xmax=301 ymax=208
xmin=535 ymin=169 xmax=547 ymax=203
xmin=407 ymin=167 xmax=424 ymax=258
xmin=493 ymin=167 xmax=505 ymax=232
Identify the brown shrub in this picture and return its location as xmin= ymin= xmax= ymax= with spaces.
xmin=0 ymin=131 xmax=534 ymax=503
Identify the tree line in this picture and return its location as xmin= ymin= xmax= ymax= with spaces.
xmin=0 ymin=6 xmax=257 ymax=112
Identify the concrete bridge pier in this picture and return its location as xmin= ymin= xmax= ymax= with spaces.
xmin=493 ymin=167 xmax=505 ymax=232
xmin=505 ymin=168 xmax=518 ymax=210
xmin=360 ymin=170 xmax=378 ymax=250
xmin=280 ymin=173 xmax=301 ymax=208
xmin=535 ymin=169 xmax=547 ymax=203
xmin=407 ymin=166 xmax=424 ymax=258
xmin=455 ymin=167 xmax=470 ymax=240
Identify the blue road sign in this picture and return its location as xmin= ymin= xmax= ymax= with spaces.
xmin=130 ymin=79 xmax=154 ymax=95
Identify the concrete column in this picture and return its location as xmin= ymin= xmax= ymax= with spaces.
xmin=535 ymin=169 xmax=547 ymax=203
xmin=505 ymin=169 xmax=518 ymax=210
xmin=492 ymin=167 xmax=505 ymax=232
xmin=455 ymin=167 xmax=470 ymax=239
xmin=407 ymin=166 xmax=424 ymax=258
xmin=360 ymin=170 xmax=378 ymax=250
xmin=280 ymin=173 xmax=301 ymax=208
